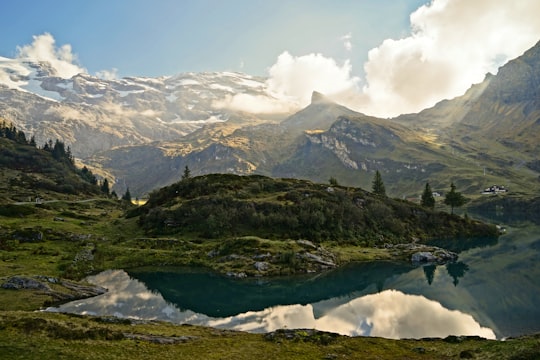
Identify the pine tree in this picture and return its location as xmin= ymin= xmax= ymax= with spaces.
xmin=182 ymin=165 xmax=191 ymax=181
xmin=444 ymin=182 xmax=467 ymax=214
xmin=329 ymin=177 xmax=339 ymax=186
xmin=100 ymin=178 xmax=110 ymax=195
xmin=371 ymin=170 xmax=386 ymax=197
xmin=122 ymin=187 xmax=132 ymax=202
xmin=421 ymin=182 xmax=435 ymax=209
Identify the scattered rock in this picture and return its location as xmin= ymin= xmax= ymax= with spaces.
xmin=254 ymin=261 xmax=269 ymax=272
xmin=1 ymin=276 xmax=50 ymax=291
xmin=12 ymin=230 xmax=43 ymax=243
xmin=226 ymin=272 xmax=247 ymax=279
xmin=1 ymin=275 xmax=107 ymax=303
xmin=123 ymin=333 xmax=197 ymax=344
xmin=252 ymin=252 xmax=271 ymax=260
xmin=411 ymin=249 xmax=458 ymax=265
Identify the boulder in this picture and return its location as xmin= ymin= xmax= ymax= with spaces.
xmin=254 ymin=261 xmax=269 ymax=272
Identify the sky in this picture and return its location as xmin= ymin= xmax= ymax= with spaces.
xmin=2 ymin=0 xmax=540 ymax=117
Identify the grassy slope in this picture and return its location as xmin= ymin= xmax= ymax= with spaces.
xmin=1 ymin=311 xmax=540 ymax=360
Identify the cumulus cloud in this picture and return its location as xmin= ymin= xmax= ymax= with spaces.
xmin=96 ymin=68 xmax=119 ymax=80
xmin=217 ymin=0 xmax=540 ymax=117
xmin=341 ymin=33 xmax=353 ymax=51
xmin=16 ymin=33 xmax=86 ymax=78
xmin=214 ymin=51 xmax=360 ymax=114
xmin=361 ymin=0 xmax=540 ymax=117
xmin=267 ymin=51 xmax=360 ymax=107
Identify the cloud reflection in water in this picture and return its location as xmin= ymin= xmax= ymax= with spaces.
xmin=47 ymin=269 xmax=495 ymax=339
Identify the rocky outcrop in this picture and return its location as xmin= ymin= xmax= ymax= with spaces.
xmin=1 ymin=275 xmax=107 ymax=304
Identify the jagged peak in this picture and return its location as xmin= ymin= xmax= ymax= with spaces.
xmin=310 ymin=91 xmax=334 ymax=105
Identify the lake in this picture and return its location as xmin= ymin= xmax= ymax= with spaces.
xmin=48 ymin=219 xmax=540 ymax=340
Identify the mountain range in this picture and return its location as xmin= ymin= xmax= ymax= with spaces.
xmin=1 ymin=40 xmax=539 ymax=198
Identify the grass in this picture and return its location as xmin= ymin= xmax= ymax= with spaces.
xmin=0 ymin=311 xmax=539 ymax=359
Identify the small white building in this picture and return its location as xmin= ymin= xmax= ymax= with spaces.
xmin=481 ymin=185 xmax=508 ymax=195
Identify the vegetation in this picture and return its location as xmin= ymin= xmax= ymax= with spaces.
xmin=421 ymin=182 xmax=435 ymax=209
xmin=1 ymin=312 xmax=539 ymax=360
xmin=444 ymin=182 xmax=468 ymax=214
xmin=0 ymin=122 xmax=101 ymax=201
xmin=135 ymin=173 xmax=497 ymax=244
xmin=371 ymin=170 xmax=386 ymax=197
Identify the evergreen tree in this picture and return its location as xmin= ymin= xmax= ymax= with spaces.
xmin=52 ymin=139 xmax=65 ymax=160
xmin=421 ymin=182 xmax=436 ymax=209
xmin=122 ymin=187 xmax=132 ymax=202
xmin=329 ymin=177 xmax=339 ymax=186
xmin=444 ymin=182 xmax=467 ymax=214
xmin=371 ymin=170 xmax=386 ymax=197
xmin=182 ymin=165 xmax=191 ymax=181
xmin=100 ymin=178 xmax=110 ymax=195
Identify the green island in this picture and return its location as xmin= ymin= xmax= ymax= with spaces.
xmin=1 ymin=126 xmax=539 ymax=359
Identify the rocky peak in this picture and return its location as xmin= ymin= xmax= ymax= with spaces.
xmin=310 ymin=91 xmax=333 ymax=105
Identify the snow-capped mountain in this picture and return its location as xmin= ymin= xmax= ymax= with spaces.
xmin=0 ymin=56 xmax=284 ymax=157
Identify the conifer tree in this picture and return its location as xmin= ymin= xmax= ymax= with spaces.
xmin=122 ymin=187 xmax=132 ymax=202
xmin=444 ymin=182 xmax=467 ymax=214
xmin=371 ymin=170 xmax=386 ymax=197
xmin=182 ymin=165 xmax=191 ymax=181
xmin=421 ymin=182 xmax=436 ymax=209
xmin=101 ymin=178 xmax=110 ymax=195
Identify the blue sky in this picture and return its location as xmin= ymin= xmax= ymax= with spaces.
xmin=1 ymin=0 xmax=426 ymax=77
xmin=1 ymin=0 xmax=540 ymax=116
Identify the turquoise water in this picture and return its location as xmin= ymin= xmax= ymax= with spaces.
xmin=49 ymin=222 xmax=540 ymax=339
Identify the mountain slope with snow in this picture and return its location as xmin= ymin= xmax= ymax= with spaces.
xmin=0 ymin=57 xmax=288 ymax=157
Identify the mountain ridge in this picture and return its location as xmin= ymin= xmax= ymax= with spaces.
xmin=1 ymin=41 xmax=539 ymax=197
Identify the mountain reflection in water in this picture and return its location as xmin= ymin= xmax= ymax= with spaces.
xmin=47 ymin=269 xmax=495 ymax=340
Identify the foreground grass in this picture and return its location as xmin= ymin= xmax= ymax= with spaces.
xmin=1 ymin=311 xmax=539 ymax=360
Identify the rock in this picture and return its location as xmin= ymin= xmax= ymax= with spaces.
xmin=1 ymin=275 xmax=107 ymax=303
xmin=12 ymin=230 xmax=43 ymax=243
xmin=252 ymin=252 xmax=271 ymax=260
xmin=411 ymin=252 xmax=437 ymax=264
xmin=1 ymin=276 xmax=50 ymax=291
xmin=226 ymin=272 xmax=247 ymax=279
xmin=411 ymin=250 xmax=458 ymax=265
xmin=207 ymin=249 xmax=219 ymax=258
xmin=123 ymin=333 xmax=197 ymax=344
xmin=302 ymin=253 xmax=336 ymax=267
xmin=254 ymin=261 xmax=269 ymax=272
xmin=297 ymin=240 xmax=317 ymax=249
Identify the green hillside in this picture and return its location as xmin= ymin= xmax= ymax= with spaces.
xmin=136 ymin=173 xmax=497 ymax=243
xmin=0 ymin=121 xmax=102 ymax=203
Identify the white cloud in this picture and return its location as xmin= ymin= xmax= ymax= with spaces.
xmin=361 ymin=0 xmax=540 ymax=117
xmin=266 ymin=51 xmax=360 ymax=107
xmin=16 ymin=33 xmax=86 ymax=78
xmin=96 ymin=68 xmax=118 ymax=80
xmin=341 ymin=33 xmax=353 ymax=51
xmin=214 ymin=51 xmax=360 ymax=114
xmin=213 ymin=93 xmax=297 ymax=114
xmin=218 ymin=0 xmax=540 ymax=118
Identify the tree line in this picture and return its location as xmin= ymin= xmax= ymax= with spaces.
xmin=0 ymin=121 xmax=121 ymax=196
xmin=368 ymin=170 xmax=467 ymax=214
